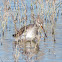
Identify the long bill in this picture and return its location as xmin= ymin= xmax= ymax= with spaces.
xmin=41 ymin=26 xmax=47 ymax=37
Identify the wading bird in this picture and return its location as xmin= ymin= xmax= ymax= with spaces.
xmin=12 ymin=18 xmax=47 ymax=42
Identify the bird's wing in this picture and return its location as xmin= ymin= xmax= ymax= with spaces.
xmin=12 ymin=24 xmax=34 ymax=37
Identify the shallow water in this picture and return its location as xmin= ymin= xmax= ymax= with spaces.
xmin=0 ymin=0 xmax=62 ymax=62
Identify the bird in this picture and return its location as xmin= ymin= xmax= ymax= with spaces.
xmin=12 ymin=17 xmax=47 ymax=42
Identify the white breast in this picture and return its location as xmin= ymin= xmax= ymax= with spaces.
xmin=21 ymin=27 xmax=36 ymax=40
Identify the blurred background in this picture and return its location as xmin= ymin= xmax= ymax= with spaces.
xmin=0 ymin=0 xmax=62 ymax=62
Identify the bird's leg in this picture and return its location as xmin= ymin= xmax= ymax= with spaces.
xmin=30 ymin=39 xmax=32 ymax=48
xmin=35 ymin=35 xmax=40 ymax=46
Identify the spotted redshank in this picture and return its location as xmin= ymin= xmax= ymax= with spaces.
xmin=12 ymin=18 xmax=47 ymax=42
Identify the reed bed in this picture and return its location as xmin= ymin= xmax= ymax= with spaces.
xmin=0 ymin=0 xmax=61 ymax=62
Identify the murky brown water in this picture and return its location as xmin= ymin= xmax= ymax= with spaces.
xmin=0 ymin=0 xmax=62 ymax=62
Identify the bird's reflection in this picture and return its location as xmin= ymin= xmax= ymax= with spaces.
xmin=13 ymin=40 xmax=44 ymax=62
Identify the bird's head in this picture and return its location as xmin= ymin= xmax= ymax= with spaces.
xmin=35 ymin=16 xmax=43 ymax=29
xmin=35 ymin=15 xmax=47 ymax=37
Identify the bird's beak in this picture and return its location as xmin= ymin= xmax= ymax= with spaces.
xmin=41 ymin=25 xmax=47 ymax=37
xmin=41 ymin=25 xmax=43 ymax=29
